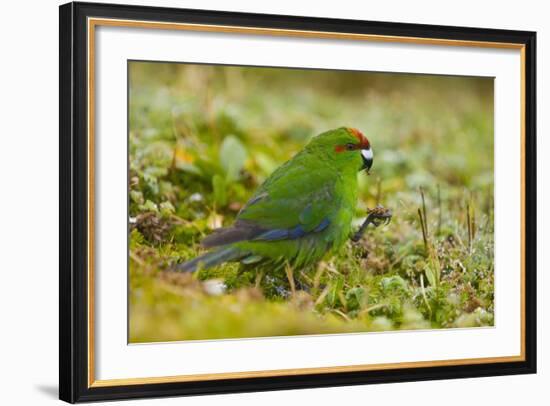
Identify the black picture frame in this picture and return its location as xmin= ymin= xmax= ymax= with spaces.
xmin=59 ymin=1 xmax=537 ymax=403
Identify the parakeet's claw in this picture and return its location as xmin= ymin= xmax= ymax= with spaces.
xmin=351 ymin=205 xmax=392 ymax=242
xmin=369 ymin=205 xmax=393 ymax=225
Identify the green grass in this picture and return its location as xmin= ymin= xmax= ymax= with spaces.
xmin=128 ymin=62 xmax=494 ymax=343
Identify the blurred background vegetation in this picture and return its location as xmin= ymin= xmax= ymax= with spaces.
xmin=129 ymin=61 xmax=494 ymax=343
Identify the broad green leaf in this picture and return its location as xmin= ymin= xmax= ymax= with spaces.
xmin=345 ymin=287 xmax=367 ymax=311
xmin=130 ymin=190 xmax=144 ymax=204
xmin=139 ymin=200 xmax=158 ymax=213
xmin=220 ymin=135 xmax=247 ymax=181
xmin=175 ymin=161 xmax=202 ymax=176
xmin=159 ymin=201 xmax=175 ymax=217
xmin=212 ymin=174 xmax=227 ymax=207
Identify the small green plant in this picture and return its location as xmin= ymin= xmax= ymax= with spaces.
xmin=417 ymin=187 xmax=441 ymax=288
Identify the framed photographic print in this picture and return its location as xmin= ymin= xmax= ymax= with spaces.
xmin=59 ymin=1 xmax=537 ymax=403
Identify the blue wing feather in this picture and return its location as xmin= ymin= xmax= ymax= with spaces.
xmin=253 ymin=219 xmax=329 ymax=242
xmin=313 ymin=218 xmax=330 ymax=233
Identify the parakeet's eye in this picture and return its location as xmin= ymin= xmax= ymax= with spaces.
xmin=334 ymin=142 xmax=360 ymax=153
xmin=345 ymin=143 xmax=356 ymax=151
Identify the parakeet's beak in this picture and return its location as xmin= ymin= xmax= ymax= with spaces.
xmin=361 ymin=147 xmax=373 ymax=173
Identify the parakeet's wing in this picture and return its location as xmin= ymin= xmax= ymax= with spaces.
xmin=238 ymin=163 xmax=335 ymax=230
xmin=201 ymin=153 xmax=338 ymax=248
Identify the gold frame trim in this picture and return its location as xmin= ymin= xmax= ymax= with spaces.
xmin=87 ymin=17 xmax=527 ymax=388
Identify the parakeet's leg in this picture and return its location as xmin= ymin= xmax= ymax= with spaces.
xmin=351 ymin=205 xmax=392 ymax=242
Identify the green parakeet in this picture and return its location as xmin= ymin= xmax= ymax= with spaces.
xmin=176 ymin=127 xmax=374 ymax=273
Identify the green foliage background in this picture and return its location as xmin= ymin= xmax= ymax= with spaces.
xmin=129 ymin=61 xmax=494 ymax=342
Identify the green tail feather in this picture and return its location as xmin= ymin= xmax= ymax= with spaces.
xmin=174 ymin=247 xmax=243 ymax=273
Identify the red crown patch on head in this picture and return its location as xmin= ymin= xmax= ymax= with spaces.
xmin=334 ymin=128 xmax=371 ymax=153
xmin=348 ymin=128 xmax=370 ymax=149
